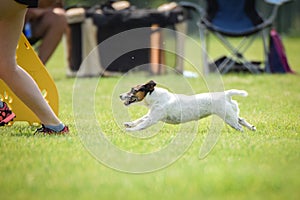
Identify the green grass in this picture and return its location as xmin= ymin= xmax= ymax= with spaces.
xmin=0 ymin=36 xmax=299 ymax=200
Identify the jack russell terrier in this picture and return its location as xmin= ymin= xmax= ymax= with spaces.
xmin=120 ymin=80 xmax=256 ymax=132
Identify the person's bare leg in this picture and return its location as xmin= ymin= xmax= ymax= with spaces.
xmin=0 ymin=1 xmax=62 ymax=126
xmin=32 ymin=8 xmax=67 ymax=64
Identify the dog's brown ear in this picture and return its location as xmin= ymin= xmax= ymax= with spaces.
xmin=147 ymin=80 xmax=156 ymax=88
xmin=144 ymin=80 xmax=156 ymax=94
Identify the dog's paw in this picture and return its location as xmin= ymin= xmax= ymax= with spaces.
xmin=250 ymin=126 xmax=256 ymax=131
xmin=124 ymin=122 xmax=134 ymax=128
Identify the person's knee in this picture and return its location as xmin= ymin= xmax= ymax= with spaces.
xmin=52 ymin=8 xmax=67 ymax=31
xmin=0 ymin=59 xmax=18 ymax=80
xmin=53 ymin=7 xmax=66 ymax=17
xmin=44 ymin=9 xmax=67 ymax=32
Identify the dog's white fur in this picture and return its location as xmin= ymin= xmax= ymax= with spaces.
xmin=120 ymin=81 xmax=256 ymax=132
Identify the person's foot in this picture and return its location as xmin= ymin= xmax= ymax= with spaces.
xmin=36 ymin=124 xmax=69 ymax=134
xmin=0 ymin=102 xmax=16 ymax=126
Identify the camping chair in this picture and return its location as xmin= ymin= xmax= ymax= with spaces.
xmin=179 ymin=0 xmax=290 ymax=74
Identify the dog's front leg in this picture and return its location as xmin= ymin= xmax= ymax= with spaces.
xmin=124 ymin=115 xmax=149 ymax=128
xmin=125 ymin=117 xmax=155 ymax=131
xmin=126 ymin=107 xmax=164 ymax=131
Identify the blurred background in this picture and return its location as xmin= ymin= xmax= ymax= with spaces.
xmin=64 ymin=0 xmax=300 ymax=36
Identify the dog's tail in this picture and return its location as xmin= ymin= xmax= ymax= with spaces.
xmin=225 ymin=89 xmax=248 ymax=97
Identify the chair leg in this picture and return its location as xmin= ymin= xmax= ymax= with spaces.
xmin=262 ymin=29 xmax=270 ymax=73
xmin=219 ymin=57 xmax=235 ymax=74
xmin=213 ymin=32 xmax=264 ymax=74
xmin=244 ymin=61 xmax=261 ymax=74
xmin=174 ymin=22 xmax=187 ymax=74
xmin=150 ymin=24 xmax=164 ymax=75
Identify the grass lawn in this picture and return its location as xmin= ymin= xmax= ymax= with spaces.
xmin=0 ymin=34 xmax=299 ymax=200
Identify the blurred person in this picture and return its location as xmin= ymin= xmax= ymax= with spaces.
xmin=0 ymin=0 xmax=68 ymax=133
xmin=24 ymin=0 xmax=68 ymax=64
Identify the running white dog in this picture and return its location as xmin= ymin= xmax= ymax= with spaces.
xmin=120 ymin=80 xmax=256 ymax=132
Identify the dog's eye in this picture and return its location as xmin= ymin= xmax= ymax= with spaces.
xmin=131 ymin=88 xmax=140 ymax=93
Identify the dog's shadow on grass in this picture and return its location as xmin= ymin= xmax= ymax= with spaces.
xmin=8 ymin=124 xmax=72 ymax=137
xmin=8 ymin=126 xmax=36 ymax=137
xmin=7 ymin=123 xmax=44 ymax=137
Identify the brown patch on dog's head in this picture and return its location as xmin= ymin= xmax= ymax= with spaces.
xmin=120 ymin=80 xmax=156 ymax=106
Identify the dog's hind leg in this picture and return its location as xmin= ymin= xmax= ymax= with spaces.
xmin=224 ymin=116 xmax=244 ymax=132
xmin=238 ymin=118 xmax=256 ymax=131
xmin=219 ymin=111 xmax=243 ymax=131
xmin=221 ymin=105 xmax=243 ymax=132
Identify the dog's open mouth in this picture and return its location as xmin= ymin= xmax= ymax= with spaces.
xmin=121 ymin=96 xmax=138 ymax=106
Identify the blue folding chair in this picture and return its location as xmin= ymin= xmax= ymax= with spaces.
xmin=180 ymin=0 xmax=290 ymax=74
